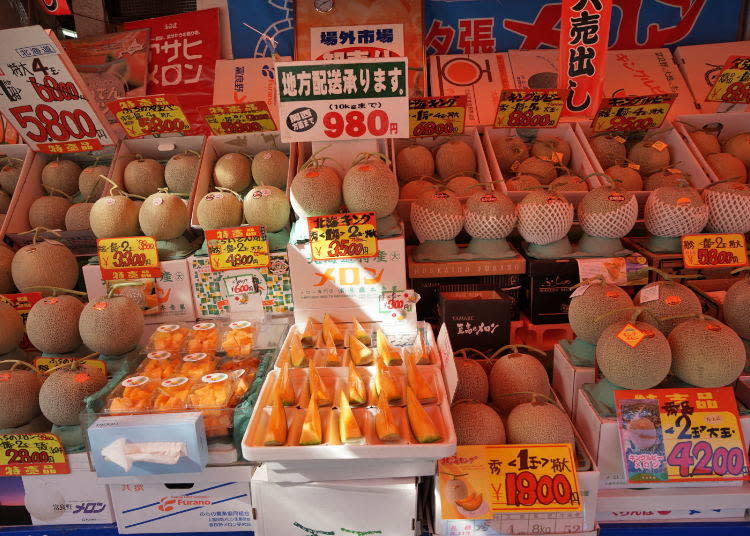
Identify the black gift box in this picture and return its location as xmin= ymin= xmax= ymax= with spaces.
xmin=439 ymin=289 xmax=514 ymax=352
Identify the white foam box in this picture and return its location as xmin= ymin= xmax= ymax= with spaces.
xmin=428 ymin=53 xmax=515 ymax=126
xmin=20 ymin=452 xmax=114 ymax=525
xmin=3 ymin=145 xmax=116 ymax=254
xmin=83 ymin=258 xmax=196 ymax=324
xmin=673 ymin=112 xmax=750 ymax=183
xmin=673 ymin=41 xmax=750 ymax=114
xmin=482 ymin=124 xmax=597 ymax=210
xmin=251 ymin=465 xmax=418 ymax=536
xmin=553 ymin=343 xmax=595 ymax=418
xmin=108 ymin=465 xmax=254 ymax=533
xmin=574 ymin=387 xmax=750 ymax=489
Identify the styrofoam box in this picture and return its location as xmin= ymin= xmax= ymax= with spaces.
xmin=482 ymin=124 xmax=598 ymax=210
xmin=573 ymin=122 xmax=711 ymax=217
xmin=674 ymin=113 xmax=750 ymax=183
xmin=553 ymin=343 xmax=595 ymax=418
xmin=20 ymin=452 xmax=114 ymax=525
xmin=251 ymin=465 xmax=417 ymax=536
xmin=108 ymin=465 xmax=253 ymax=533
xmin=574 ymin=387 xmax=750 ymax=489
xmin=191 ymin=132 xmax=295 ymax=227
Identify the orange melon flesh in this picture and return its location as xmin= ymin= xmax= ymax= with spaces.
xmin=299 ymin=393 xmax=322 ymax=445
xmin=375 ymin=389 xmax=400 ymax=442
xmin=349 ymin=335 xmax=374 ymax=365
xmin=406 ymin=350 xmax=436 ymax=402
xmin=352 ymin=317 xmax=371 ymax=345
xmin=264 ymin=391 xmax=287 ymax=446
xmin=290 ymin=333 xmax=307 ymax=367
xmin=377 ymin=329 xmax=402 ymax=365
xmin=375 ymin=353 xmax=401 ymax=402
xmin=308 ymin=361 xmax=331 ymax=406
xmin=277 ymin=361 xmax=297 ymax=406
xmin=406 ymin=385 xmax=441 ymax=443
xmin=347 ymin=360 xmax=367 ymax=405
xmin=338 ymin=391 xmax=363 ymax=444
xmin=322 ymin=313 xmax=344 ymax=345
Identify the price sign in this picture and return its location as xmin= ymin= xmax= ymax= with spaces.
xmin=493 ymin=89 xmax=564 ymax=128
xmin=0 ymin=26 xmax=114 ymax=153
xmin=706 ymin=56 xmax=750 ymax=104
xmin=276 ymin=57 xmax=408 ymax=143
xmin=205 ymin=226 xmax=270 ymax=271
xmin=681 ymin=233 xmax=748 ymax=269
xmin=97 ymin=236 xmax=162 ymax=280
xmin=199 ymin=101 xmax=277 ymax=135
xmin=107 ymin=94 xmax=191 ymax=138
xmin=592 ymin=93 xmax=676 ymax=132
xmin=0 ymin=292 xmax=42 ymax=349
xmin=34 ymin=357 xmax=107 ymax=376
xmin=409 ymin=96 xmax=466 ymax=137
xmin=615 ymin=387 xmax=749 ymax=484
xmin=0 ymin=433 xmax=69 ymax=476
xmin=307 ymin=212 xmax=378 ymax=261
xmin=438 ymin=444 xmax=581 ymax=518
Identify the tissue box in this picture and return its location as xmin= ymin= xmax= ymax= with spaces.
xmin=87 ymin=412 xmax=208 ymax=478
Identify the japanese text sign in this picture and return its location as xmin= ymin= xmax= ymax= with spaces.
xmin=307 ymin=212 xmax=378 ymax=262
xmin=706 ymin=56 xmax=750 ymax=104
xmin=592 ymin=93 xmax=676 ymax=132
xmin=494 ymin=89 xmax=564 ymax=128
xmin=0 ymin=433 xmax=69 ymax=476
xmin=276 ymin=57 xmax=408 ymax=142
xmin=107 ymin=94 xmax=191 ymax=138
xmin=0 ymin=292 xmax=42 ymax=349
xmin=0 ymin=26 xmax=113 ymax=153
xmin=33 ymin=357 xmax=107 ymax=376
xmin=681 ymin=233 xmax=747 ymax=269
xmin=615 ymin=387 xmax=749 ymax=484
xmin=97 ymin=236 xmax=162 ymax=281
xmin=205 ymin=226 xmax=270 ymax=271
xmin=409 ymin=96 xmax=466 ymax=137
xmin=559 ymin=0 xmax=613 ymax=117
xmin=198 ymin=101 xmax=277 ymax=135
xmin=438 ymin=444 xmax=582 ymax=518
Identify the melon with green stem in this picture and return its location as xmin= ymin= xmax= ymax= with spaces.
xmin=213 ymin=153 xmax=252 ymax=191
xmin=11 ymin=239 xmax=78 ymax=296
xmin=0 ymin=302 xmax=24 ymax=354
xmin=196 ymin=189 xmax=243 ymax=230
xmin=506 ymin=174 xmax=541 ymax=191
xmin=604 ymin=163 xmax=643 ymax=191
xmin=29 ymin=195 xmax=71 ymax=230
xmin=568 ymin=278 xmax=634 ymax=346
xmin=90 ymin=187 xmax=141 ymax=239
xmin=577 ymin=178 xmax=638 ymax=255
xmin=689 ymin=130 xmax=720 ymax=157
xmin=722 ymin=132 xmax=750 ymax=169
xmin=79 ymin=165 xmax=109 ymax=200
xmin=633 ymin=273 xmax=701 ymax=336
xmin=446 ymin=175 xmax=479 ymax=196
xmin=165 ymin=152 xmax=199 ymax=195
xmin=531 ymin=135 xmax=571 ymax=166
xmin=489 ymin=345 xmax=550 ymax=414
xmin=243 ymin=185 xmax=290 ymax=233
xmin=252 ymin=149 xmax=289 ymax=190
xmin=506 ymin=397 xmax=574 ymax=445
xmin=516 ymin=156 xmax=556 ymax=184
xmin=400 ymin=176 xmax=436 ymax=199
xmin=41 ymin=160 xmax=81 ymax=197
xmin=124 ymin=158 xmax=165 ymax=197
xmin=645 ymin=184 xmax=709 ymax=252
xmin=550 ymin=174 xmax=588 ymax=191
xmin=451 ymin=400 xmax=506 ymax=445
xmin=290 ymin=157 xmax=342 ymax=218
xmin=0 ymin=362 xmax=41 ymax=428
xmin=79 ymin=285 xmax=144 ymax=355
xmin=645 ymin=168 xmax=686 ymax=190
xmin=26 ymin=293 xmax=85 ymax=354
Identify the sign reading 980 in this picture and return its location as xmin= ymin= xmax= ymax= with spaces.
xmin=276 ymin=57 xmax=409 ymax=143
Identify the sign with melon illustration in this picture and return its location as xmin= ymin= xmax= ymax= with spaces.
xmin=592 ymin=93 xmax=676 ymax=132
xmin=96 ymin=236 xmax=161 ymax=280
xmin=706 ymin=56 xmax=750 ymax=103
xmin=205 ymin=226 xmax=270 ymax=271
xmin=438 ymin=444 xmax=581 ymax=517
xmin=0 ymin=432 xmax=69 ymax=476
xmin=493 ymin=89 xmax=564 ymax=129
xmin=307 ymin=211 xmax=378 ymax=261
xmin=681 ymin=233 xmax=748 ymax=269
xmin=614 ymin=387 xmax=749 ymax=484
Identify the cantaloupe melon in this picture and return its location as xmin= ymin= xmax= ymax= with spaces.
xmin=79 ymin=295 xmax=144 ymax=355
xmin=454 ymin=357 xmax=489 ymax=403
xmin=0 ymin=302 xmax=24 ymax=354
xmin=506 ymin=400 xmax=575 ymax=445
xmin=489 ymin=349 xmax=550 ymax=413
xmin=0 ymin=368 xmax=41 ymax=428
xmin=451 ymin=400 xmax=505 ymax=445
xmin=26 ymin=295 xmax=84 ymax=354
xmin=11 ymin=241 xmax=78 ymax=296
xmin=39 ymin=368 xmax=107 ymax=426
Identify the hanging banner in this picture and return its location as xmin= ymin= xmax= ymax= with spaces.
xmin=559 ymin=0 xmax=613 ymax=117
xmin=36 ymin=0 xmax=71 ymax=16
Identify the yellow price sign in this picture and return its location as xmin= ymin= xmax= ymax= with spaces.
xmin=493 ymin=89 xmax=564 ymax=128
xmin=34 ymin=357 xmax=107 ymax=376
xmin=307 ymin=212 xmax=378 ymax=262
xmin=107 ymin=94 xmax=191 ymax=138
xmin=681 ymin=233 xmax=747 ymax=269
xmin=706 ymin=56 xmax=750 ymax=103
xmin=97 ymin=236 xmax=161 ymax=281
xmin=592 ymin=93 xmax=676 ymax=132
xmin=205 ymin=226 xmax=270 ymax=271
xmin=199 ymin=101 xmax=277 ymax=135
xmin=409 ymin=96 xmax=466 ymax=137
xmin=437 ymin=444 xmax=582 ymax=517
xmin=0 ymin=432 xmax=69 ymax=476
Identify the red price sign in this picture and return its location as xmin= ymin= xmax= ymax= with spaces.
xmin=0 ymin=433 xmax=69 ymax=476
xmin=494 ymin=89 xmax=564 ymax=128
xmin=307 ymin=212 xmax=378 ymax=261
xmin=205 ymin=226 xmax=270 ymax=271
xmin=706 ymin=56 xmax=750 ymax=103
xmin=107 ymin=95 xmax=191 ymax=138
xmin=96 ymin=236 xmax=162 ymax=280
xmin=0 ymin=292 xmax=42 ymax=349
xmin=681 ymin=233 xmax=747 ymax=269
xmin=322 ymin=109 xmax=391 ymax=139
xmin=592 ymin=93 xmax=676 ymax=132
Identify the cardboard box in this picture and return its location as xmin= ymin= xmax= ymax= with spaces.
xmin=553 ymin=342 xmax=595 ymax=418
xmin=428 ymin=53 xmax=514 ymax=126
xmin=109 ymin=465 xmax=253 ymax=533
xmin=686 ymin=278 xmax=735 ymax=320
xmin=673 ymin=41 xmax=750 ymax=114
xmin=439 ymin=289 xmax=513 ymax=352
xmin=83 ymin=259 xmax=197 ymax=324
xmin=0 ymin=144 xmax=34 ymax=241
xmin=251 ymin=466 xmax=417 ymax=536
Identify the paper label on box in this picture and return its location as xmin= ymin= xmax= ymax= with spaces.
xmin=206 ymin=226 xmax=270 ymax=272
xmin=97 ymin=236 xmax=162 ymax=281
xmin=199 ymin=101 xmax=277 ymax=135
xmin=681 ymin=233 xmax=748 ymax=269
xmin=308 ymin=212 xmax=378 ymax=261
xmin=576 ymin=255 xmax=648 ymax=286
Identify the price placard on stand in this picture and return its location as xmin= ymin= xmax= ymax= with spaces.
xmin=614 ymin=386 xmax=749 ymax=484
xmin=681 ymin=233 xmax=748 ymax=269
xmin=0 ymin=26 xmax=114 ymax=153
xmin=199 ymin=101 xmax=277 ymax=135
xmin=33 ymin=356 xmax=107 ymax=376
xmin=0 ymin=432 xmax=69 ymax=476
xmin=592 ymin=93 xmax=676 ymax=132
xmin=706 ymin=56 xmax=750 ymax=103
xmin=409 ymin=96 xmax=466 ymax=137
xmin=107 ymin=94 xmax=191 ymax=138
xmin=493 ymin=89 xmax=564 ymax=128
xmin=205 ymin=226 xmax=270 ymax=271
xmin=97 ymin=236 xmax=161 ymax=280
xmin=307 ymin=212 xmax=378 ymax=261
xmin=276 ymin=57 xmax=408 ymax=142
xmin=437 ymin=444 xmax=582 ymax=518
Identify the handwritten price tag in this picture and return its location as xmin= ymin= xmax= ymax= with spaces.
xmin=107 ymin=94 xmax=191 ymax=138
xmin=494 ymin=89 xmax=564 ymax=129
xmin=34 ymin=357 xmax=107 ymax=376
xmin=0 ymin=432 xmax=69 ymax=476
xmin=438 ymin=444 xmax=581 ymax=518
xmin=409 ymin=96 xmax=466 ymax=137
xmin=592 ymin=93 xmax=676 ymax=132
xmin=199 ymin=101 xmax=277 ymax=135
xmin=307 ymin=212 xmax=378 ymax=261
xmin=205 ymin=226 xmax=270 ymax=271
xmin=706 ymin=56 xmax=750 ymax=104
xmin=681 ymin=233 xmax=748 ymax=269
xmin=615 ymin=387 xmax=749 ymax=484
xmin=97 ymin=236 xmax=161 ymax=280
